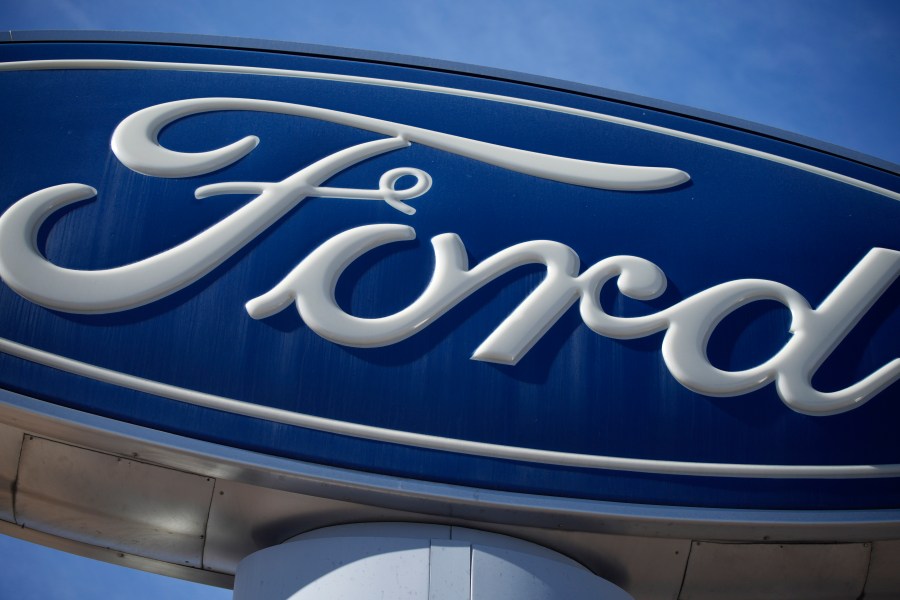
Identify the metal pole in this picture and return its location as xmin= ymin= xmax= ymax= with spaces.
xmin=233 ymin=523 xmax=633 ymax=599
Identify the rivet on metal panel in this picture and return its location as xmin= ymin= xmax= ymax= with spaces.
xmin=680 ymin=542 xmax=869 ymax=600
xmin=15 ymin=437 xmax=215 ymax=566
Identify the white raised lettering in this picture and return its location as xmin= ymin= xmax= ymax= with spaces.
xmin=247 ymin=224 xmax=900 ymax=416
xmin=0 ymin=98 xmax=896 ymax=415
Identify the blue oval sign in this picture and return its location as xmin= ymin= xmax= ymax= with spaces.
xmin=0 ymin=39 xmax=897 ymax=511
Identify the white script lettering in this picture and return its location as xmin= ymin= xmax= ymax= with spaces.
xmin=0 ymin=98 xmax=896 ymax=415
xmin=0 ymin=98 xmax=686 ymax=313
xmin=247 ymin=224 xmax=900 ymax=416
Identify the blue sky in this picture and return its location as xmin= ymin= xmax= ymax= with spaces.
xmin=4 ymin=0 xmax=900 ymax=164
xmin=1 ymin=1 xmax=898 ymax=597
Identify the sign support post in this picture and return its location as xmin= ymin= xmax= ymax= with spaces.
xmin=233 ymin=523 xmax=633 ymax=600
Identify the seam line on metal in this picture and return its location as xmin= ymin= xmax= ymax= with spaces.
xmin=0 ymin=59 xmax=897 ymax=202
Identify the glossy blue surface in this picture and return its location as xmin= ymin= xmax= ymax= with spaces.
xmin=0 ymin=41 xmax=898 ymax=509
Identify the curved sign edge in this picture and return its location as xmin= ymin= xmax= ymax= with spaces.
xmin=0 ymin=57 xmax=898 ymax=480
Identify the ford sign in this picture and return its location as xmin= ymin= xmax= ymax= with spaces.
xmin=0 ymin=39 xmax=897 ymax=511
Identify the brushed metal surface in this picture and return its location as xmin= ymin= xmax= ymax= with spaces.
xmin=477 ymin=526 xmax=690 ymax=600
xmin=202 ymin=478 xmax=414 ymax=573
xmin=0 ymin=391 xmax=898 ymax=599
xmin=3 ymin=391 xmax=898 ymax=544
xmin=0 ymin=520 xmax=233 ymax=588
xmin=204 ymin=478 xmax=689 ymax=598
xmin=15 ymin=436 xmax=214 ymax=566
xmin=863 ymin=540 xmax=900 ymax=599
xmin=235 ymin=524 xmax=632 ymax=600
xmin=679 ymin=541 xmax=870 ymax=600
xmin=463 ymin=526 xmax=633 ymax=600
xmin=234 ymin=530 xmax=432 ymax=599
xmin=429 ymin=539 xmax=471 ymax=600
xmin=0 ymin=421 xmax=22 ymax=522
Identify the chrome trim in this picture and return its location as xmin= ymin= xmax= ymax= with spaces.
xmin=1 ymin=389 xmax=898 ymax=542
xmin=1 ymin=59 xmax=897 ymax=201
xmin=2 ymin=339 xmax=898 ymax=479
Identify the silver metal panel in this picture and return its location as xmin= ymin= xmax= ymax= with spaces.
xmin=203 ymin=478 xmax=415 ymax=573
xmin=475 ymin=525 xmax=690 ymax=600
xmin=297 ymin=522 xmax=453 ymax=541
xmin=15 ymin=436 xmax=214 ymax=567
xmin=0 ymin=520 xmax=233 ymax=588
xmin=429 ymin=539 xmax=471 ymax=600
xmin=679 ymin=541 xmax=870 ymax=600
xmin=3 ymin=391 xmax=898 ymax=543
xmin=234 ymin=531 xmax=432 ymax=599
xmin=470 ymin=544 xmax=633 ymax=600
xmin=0 ymin=422 xmax=22 ymax=522
xmin=204 ymin=477 xmax=686 ymax=598
xmin=0 ymin=391 xmax=897 ymax=598
xmin=234 ymin=524 xmax=632 ymax=600
xmin=864 ymin=540 xmax=900 ymax=599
